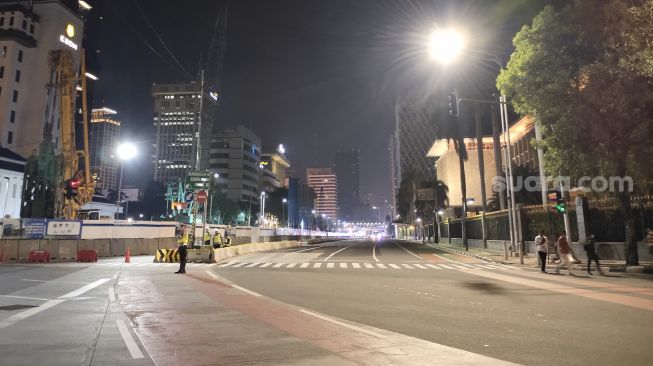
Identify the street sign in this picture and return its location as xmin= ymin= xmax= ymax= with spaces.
xmin=184 ymin=191 xmax=195 ymax=203
xmin=416 ymin=188 xmax=434 ymax=201
xmin=186 ymin=171 xmax=212 ymax=190
xmin=196 ymin=190 xmax=208 ymax=203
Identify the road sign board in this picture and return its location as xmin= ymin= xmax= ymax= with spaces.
xmin=196 ymin=190 xmax=208 ymax=203
xmin=186 ymin=171 xmax=212 ymax=190
xmin=184 ymin=191 xmax=195 ymax=203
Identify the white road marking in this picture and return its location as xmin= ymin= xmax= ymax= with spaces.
xmin=299 ymin=309 xmax=386 ymax=339
xmin=402 ymin=264 xmax=415 ymax=269
xmin=483 ymin=265 xmax=503 ymax=269
xmin=232 ymin=262 xmax=248 ymax=267
xmin=425 ymin=264 xmax=441 ymax=269
xmin=393 ymin=242 xmax=423 ymax=259
xmin=388 ymin=264 xmax=400 ymax=269
xmin=281 ymin=244 xmax=329 ymax=257
xmin=260 ymin=263 xmax=272 ymax=268
xmin=232 ymin=285 xmax=262 ymax=297
xmin=218 ymin=262 xmax=233 ymax=267
xmin=377 ymin=263 xmax=387 ymax=269
xmin=205 ymin=271 xmax=218 ymax=279
xmin=135 ymin=263 xmax=149 ymax=267
xmin=112 ymin=274 xmax=119 ymax=280
xmin=245 ymin=263 xmax=260 ymax=268
xmin=439 ymin=264 xmax=455 ymax=269
xmin=432 ymin=254 xmax=460 ymax=263
xmin=59 ymin=278 xmax=111 ymax=299
xmin=364 ymin=263 xmax=374 ymax=269
xmin=273 ymin=263 xmax=285 ymax=268
xmin=108 ymin=287 xmax=116 ymax=302
xmin=286 ymin=263 xmax=297 ymax=268
xmin=372 ymin=241 xmax=380 ymax=262
xmin=323 ymin=241 xmax=360 ymax=261
xmin=116 ymin=320 xmax=145 ymax=359
xmin=0 ymin=294 xmax=52 ymax=301
xmin=300 ymin=263 xmax=310 ymax=268
xmin=413 ymin=264 xmax=428 ymax=269
xmin=313 ymin=263 xmax=322 ymax=269
xmin=21 ymin=279 xmax=89 ymax=284
xmin=327 ymin=263 xmax=335 ymax=269
xmin=453 ymin=265 xmax=469 ymax=270
xmin=340 ymin=263 xmax=348 ymax=269
xmin=352 ymin=263 xmax=361 ymax=269
xmin=0 ymin=278 xmax=110 ymax=329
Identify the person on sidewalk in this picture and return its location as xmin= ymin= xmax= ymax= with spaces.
xmin=584 ymin=234 xmax=604 ymax=275
xmin=535 ymin=232 xmax=548 ymax=273
xmin=555 ymin=232 xmax=574 ymax=275
xmin=175 ymin=241 xmax=188 ymax=274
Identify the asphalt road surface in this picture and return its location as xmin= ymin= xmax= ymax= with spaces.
xmin=1 ymin=239 xmax=652 ymax=365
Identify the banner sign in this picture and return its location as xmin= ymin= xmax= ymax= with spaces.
xmin=46 ymin=220 xmax=82 ymax=238
xmin=23 ymin=219 xmax=47 ymax=239
xmin=416 ymin=188 xmax=435 ymax=201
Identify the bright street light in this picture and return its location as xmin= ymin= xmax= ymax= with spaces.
xmin=429 ymin=28 xmax=466 ymax=65
xmin=85 ymin=72 xmax=99 ymax=80
xmin=214 ymin=173 xmax=219 ymax=178
xmin=117 ymin=142 xmax=137 ymax=160
xmin=282 ymin=198 xmax=287 ymax=203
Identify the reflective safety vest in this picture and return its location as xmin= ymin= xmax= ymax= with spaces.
xmin=204 ymin=231 xmax=211 ymax=242
xmin=182 ymin=233 xmax=191 ymax=245
xmin=213 ymin=233 xmax=222 ymax=244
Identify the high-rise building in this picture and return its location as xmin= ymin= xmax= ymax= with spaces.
xmin=89 ymin=107 xmax=120 ymax=191
xmin=334 ymin=149 xmax=359 ymax=221
xmin=287 ymin=177 xmax=314 ymax=229
xmin=209 ymin=125 xmax=261 ymax=204
xmin=391 ymin=96 xmax=438 ymax=218
xmin=152 ymin=82 xmax=202 ymax=186
xmin=0 ymin=1 xmax=84 ymax=158
xmin=260 ymin=144 xmax=290 ymax=193
xmin=307 ymin=168 xmax=337 ymax=219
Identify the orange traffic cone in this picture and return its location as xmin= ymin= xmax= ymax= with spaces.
xmin=125 ymin=247 xmax=131 ymax=263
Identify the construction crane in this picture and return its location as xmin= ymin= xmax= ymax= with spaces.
xmin=21 ymin=49 xmax=94 ymax=219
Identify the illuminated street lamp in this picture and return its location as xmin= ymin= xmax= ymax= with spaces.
xmin=115 ymin=142 xmax=137 ymax=220
xmin=428 ymin=28 xmax=466 ymax=65
xmin=282 ymin=198 xmax=287 ymax=228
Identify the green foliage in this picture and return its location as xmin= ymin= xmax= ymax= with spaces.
xmin=209 ymin=190 xmax=241 ymax=225
xmin=497 ymin=0 xmax=653 ymax=264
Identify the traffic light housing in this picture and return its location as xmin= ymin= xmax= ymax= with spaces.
xmin=65 ymin=178 xmax=80 ymax=199
xmin=448 ymin=92 xmax=459 ymax=117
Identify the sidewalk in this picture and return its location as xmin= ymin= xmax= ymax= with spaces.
xmin=426 ymin=241 xmax=653 ymax=274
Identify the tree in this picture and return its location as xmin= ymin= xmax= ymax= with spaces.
xmin=209 ymin=190 xmax=240 ymax=225
xmin=497 ymin=1 xmax=653 ymax=265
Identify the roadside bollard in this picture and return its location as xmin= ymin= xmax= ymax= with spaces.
xmin=125 ymin=247 xmax=131 ymax=263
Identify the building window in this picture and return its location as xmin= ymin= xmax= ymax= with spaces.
xmin=12 ymin=90 xmax=17 ymax=103
xmin=21 ymin=19 xmax=26 ymax=30
xmin=14 ymin=70 xmax=19 ymax=82
xmin=7 ymin=131 xmax=12 ymax=144
xmin=10 ymin=110 xmax=15 ymax=123
xmin=0 ymin=18 xmax=4 ymax=26
xmin=17 ymin=49 xmax=22 ymax=62
xmin=0 ymin=66 xmax=3 ymax=77
xmin=29 ymin=23 xmax=34 ymax=33
xmin=9 ymin=17 xmax=13 ymax=26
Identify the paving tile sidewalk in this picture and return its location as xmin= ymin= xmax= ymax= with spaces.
xmin=422 ymin=241 xmax=653 ymax=274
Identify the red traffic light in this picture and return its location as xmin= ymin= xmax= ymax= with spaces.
xmin=69 ymin=179 xmax=81 ymax=188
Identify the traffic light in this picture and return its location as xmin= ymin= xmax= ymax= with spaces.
xmin=448 ymin=92 xmax=459 ymax=117
xmin=65 ymin=178 xmax=80 ymax=199
xmin=555 ymin=199 xmax=566 ymax=213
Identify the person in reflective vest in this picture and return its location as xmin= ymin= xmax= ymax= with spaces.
xmin=212 ymin=231 xmax=223 ymax=248
xmin=204 ymin=230 xmax=211 ymax=246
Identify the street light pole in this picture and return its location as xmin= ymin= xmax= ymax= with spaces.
xmin=114 ymin=142 xmax=137 ymax=220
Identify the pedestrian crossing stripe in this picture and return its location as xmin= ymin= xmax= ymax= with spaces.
xmin=92 ymin=261 xmax=517 ymax=271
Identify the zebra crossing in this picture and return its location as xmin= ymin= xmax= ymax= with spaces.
xmin=214 ymin=261 xmax=517 ymax=271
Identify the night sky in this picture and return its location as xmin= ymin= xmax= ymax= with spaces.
xmin=91 ymin=0 xmax=552 ymax=206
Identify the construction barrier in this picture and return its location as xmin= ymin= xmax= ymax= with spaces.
xmin=188 ymin=246 xmax=212 ymax=263
xmin=28 ymin=250 xmax=50 ymax=263
xmin=154 ymin=248 xmax=180 ymax=263
xmin=77 ymin=249 xmax=98 ymax=262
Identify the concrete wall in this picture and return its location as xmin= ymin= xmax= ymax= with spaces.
xmin=81 ymin=220 xmax=176 ymax=239
xmin=212 ymin=240 xmax=301 ymax=262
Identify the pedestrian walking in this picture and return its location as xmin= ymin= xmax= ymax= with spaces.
xmin=555 ymin=232 xmax=574 ymax=275
xmin=535 ymin=232 xmax=548 ymax=273
xmin=584 ymin=234 xmax=604 ymax=275
xmin=175 ymin=241 xmax=188 ymax=274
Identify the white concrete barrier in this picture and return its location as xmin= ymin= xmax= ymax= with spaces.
xmin=212 ymin=241 xmax=301 ymax=262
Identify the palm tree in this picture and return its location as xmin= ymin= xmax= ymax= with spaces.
xmin=397 ymin=169 xmax=419 ymax=223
